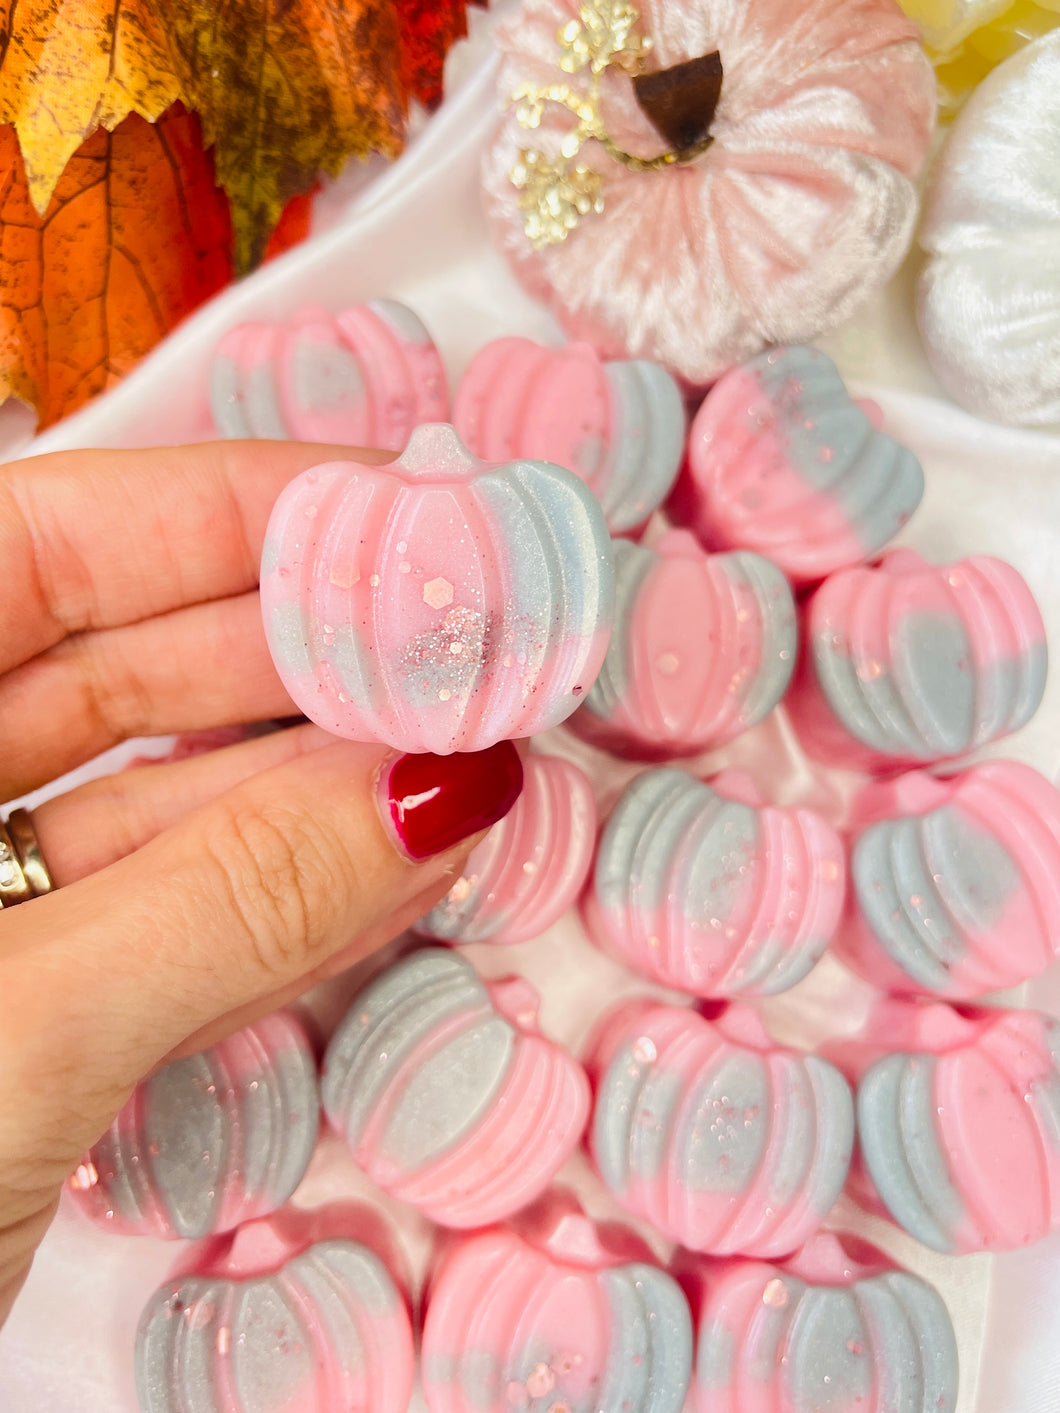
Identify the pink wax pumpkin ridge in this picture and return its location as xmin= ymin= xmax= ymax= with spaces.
xmin=415 ymin=753 xmax=597 ymax=945
xmin=831 ymin=1001 xmax=1060 ymax=1255
xmin=260 ymin=423 xmax=615 ymax=754
xmin=421 ymin=1197 xmax=693 ymax=1413
xmin=571 ymin=531 xmax=797 ymax=759
xmin=584 ymin=768 xmax=844 ymax=997
xmin=787 ymin=548 xmax=1048 ymax=772
xmin=685 ymin=1232 xmax=959 ymax=1413
xmin=210 ymin=299 xmax=448 ymax=448
xmin=135 ymin=1210 xmax=414 ymax=1413
xmin=586 ymin=1000 xmax=854 ymax=1257
xmin=321 ymin=948 xmax=590 ymax=1227
xmin=675 ymin=346 xmax=924 ymax=583
xmin=67 ymin=1013 xmax=319 ymax=1240
xmin=839 ymin=759 xmax=1060 ymax=998
xmin=453 ymin=336 xmax=686 ymax=533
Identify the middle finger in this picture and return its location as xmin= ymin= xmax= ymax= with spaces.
xmin=0 ymin=592 xmax=296 ymax=798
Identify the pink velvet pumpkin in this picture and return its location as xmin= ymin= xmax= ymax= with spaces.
xmin=483 ymin=0 xmax=936 ymax=385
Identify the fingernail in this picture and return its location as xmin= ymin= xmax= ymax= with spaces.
xmin=379 ymin=741 xmax=524 ymax=861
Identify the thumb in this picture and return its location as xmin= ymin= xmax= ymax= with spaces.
xmin=0 ymin=738 xmax=522 ymax=1189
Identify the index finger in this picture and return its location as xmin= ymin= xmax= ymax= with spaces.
xmin=0 ymin=439 xmax=387 ymax=675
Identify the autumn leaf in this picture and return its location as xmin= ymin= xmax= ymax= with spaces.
xmin=263 ymin=188 xmax=318 ymax=263
xmin=394 ymin=0 xmax=480 ymax=107
xmin=0 ymin=0 xmax=182 ymax=214
xmin=164 ymin=1 xmax=406 ymax=274
xmin=0 ymin=104 xmax=231 ymax=428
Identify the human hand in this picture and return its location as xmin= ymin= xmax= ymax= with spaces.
xmin=0 ymin=441 xmax=523 ymax=1326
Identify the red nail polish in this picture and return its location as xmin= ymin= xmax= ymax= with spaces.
xmin=381 ymin=741 xmax=524 ymax=860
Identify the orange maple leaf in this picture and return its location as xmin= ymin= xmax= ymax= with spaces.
xmin=0 ymin=104 xmax=232 ymax=429
xmin=394 ymin=0 xmax=479 ymax=107
xmin=166 ymin=0 xmax=406 ymax=273
xmin=0 ymin=0 xmax=181 ymax=214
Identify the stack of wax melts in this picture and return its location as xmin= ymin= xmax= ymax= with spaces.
xmin=112 ymin=303 xmax=1060 ymax=1413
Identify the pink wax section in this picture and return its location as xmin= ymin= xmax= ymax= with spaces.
xmin=585 ymin=1001 xmax=853 ymax=1257
xmin=170 ymin=1203 xmax=410 ymax=1296
xmin=416 ymin=754 xmax=597 ymax=945
xmin=573 ymin=531 xmax=794 ymax=759
xmin=839 ymin=760 xmax=1060 ymax=996
xmin=423 ymin=1230 xmax=614 ymax=1413
xmin=789 ymin=550 xmax=1048 ymax=771
xmin=680 ymin=1219 xmax=959 ymax=1413
xmin=681 ymin=365 xmax=868 ymax=581
xmin=143 ymin=1207 xmax=415 ymax=1413
xmin=831 ymin=1002 xmax=1060 ymax=1253
xmin=367 ymin=1031 xmax=588 ymax=1228
xmin=582 ymin=771 xmax=844 ymax=1000
xmin=422 ymin=1194 xmax=688 ymax=1413
xmin=330 ymin=971 xmax=589 ymax=1229
xmin=454 ymin=337 xmax=613 ymax=483
xmin=214 ymin=301 xmax=448 ymax=449
xmin=68 ymin=1012 xmax=318 ymax=1239
xmin=260 ymin=426 xmax=614 ymax=754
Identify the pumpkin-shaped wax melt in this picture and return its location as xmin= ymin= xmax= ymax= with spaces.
xmin=587 ymin=1001 xmax=854 ymax=1256
xmin=483 ymin=0 xmax=935 ymax=386
xmin=321 ymin=948 xmax=589 ymax=1227
xmin=840 ymin=759 xmax=1060 ymax=998
xmin=571 ymin=533 xmax=796 ymax=759
xmin=136 ymin=1210 xmax=414 ymax=1413
xmin=453 ymin=337 xmax=686 ymax=533
xmin=67 ymin=1013 xmax=318 ymax=1239
xmin=211 ymin=299 xmax=449 ymax=447
xmin=416 ymin=754 xmax=597 ymax=945
xmin=835 ymin=1002 xmax=1060 ymax=1254
xmin=584 ymin=768 xmax=844 ymax=998
xmin=787 ymin=549 xmax=1048 ymax=772
xmin=676 ymin=346 xmax=924 ymax=583
xmin=260 ymin=423 xmax=615 ymax=754
xmin=688 ymin=1232 xmax=959 ymax=1413
xmin=422 ymin=1196 xmax=693 ymax=1413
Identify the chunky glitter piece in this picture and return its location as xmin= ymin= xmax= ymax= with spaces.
xmin=676 ymin=346 xmax=924 ymax=583
xmin=261 ymin=423 xmax=614 ymax=754
xmin=584 ymin=768 xmax=843 ymax=997
xmin=422 ymin=1196 xmax=693 ymax=1413
xmin=67 ymin=1013 xmax=319 ymax=1239
xmin=454 ymin=337 xmax=685 ymax=533
xmin=787 ymin=548 xmax=1047 ymax=772
xmin=587 ymin=1001 xmax=853 ymax=1256
xmin=686 ymin=1232 xmax=959 ymax=1413
xmin=210 ymin=299 xmax=448 ymax=448
xmin=321 ymin=949 xmax=590 ymax=1226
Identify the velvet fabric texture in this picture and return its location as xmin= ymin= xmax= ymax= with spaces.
xmin=918 ymin=31 xmax=1060 ymax=426
xmin=483 ymin=0 xmax=936 ymax=386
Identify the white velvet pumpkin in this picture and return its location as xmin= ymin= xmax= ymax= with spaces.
xmin=918 ymin=31 xmax=1060 ymax=426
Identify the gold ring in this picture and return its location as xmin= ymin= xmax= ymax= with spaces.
xmin=0 ymin=809 xmax=54 ymax=907
xmin=7 ymin=809 xmax=54 ymax=898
